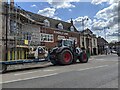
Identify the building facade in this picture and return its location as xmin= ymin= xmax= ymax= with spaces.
xmin=80 ymin=29 xmax=98 ymax=55
xmin=0 ymin=1 xmax=7 ymax=61
xmin=97 ymin=37 xmax=108 ymax=54
xmin=0 ymin=3 xmax=98 ymax=61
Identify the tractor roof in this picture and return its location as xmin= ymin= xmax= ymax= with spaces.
xmin=62 ymin=39 xmax=74 ymax=41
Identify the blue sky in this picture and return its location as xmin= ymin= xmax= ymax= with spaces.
xmin=15 ymin=2 xmax=109 ymax=20
xmin=12 ymin=0 xmax=119 ymax=42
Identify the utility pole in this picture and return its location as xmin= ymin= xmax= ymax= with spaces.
xmin=5 ymin=1 xmax=8 ymax=61
xmin=104 ymin=27 xmax=106 ymax=40
xmin=103 ymin=27 xmax=109 ymax=41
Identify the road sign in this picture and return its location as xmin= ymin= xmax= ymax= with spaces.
xmin=24 ymin=40 xmax=28 ymax=45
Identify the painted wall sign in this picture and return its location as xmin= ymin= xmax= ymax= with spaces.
xmin=54 ymin=31 xmax=68 ymax=35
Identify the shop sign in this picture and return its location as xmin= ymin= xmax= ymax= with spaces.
xmin=54 ymin=31 xmax=68 ymax=35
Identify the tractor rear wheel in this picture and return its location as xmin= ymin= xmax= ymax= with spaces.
xmin=58 ymin=49 xmax=73 ymax=65
xmin=79 ymin=52 xmax=88 ymax=63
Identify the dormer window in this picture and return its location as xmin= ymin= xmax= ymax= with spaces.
xmin=44 ymin=19 xmax=50 ymax=27
xmin=70 ymin=26 xmax=74 ymax=31
xmin=58 ymin=23 xmax=63 ymax=29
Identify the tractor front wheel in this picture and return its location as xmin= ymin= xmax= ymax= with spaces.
xmin=58 ymin=49 xmax=73 ymax=65
xmin=79 ymin=52 xmax=88 ymax=63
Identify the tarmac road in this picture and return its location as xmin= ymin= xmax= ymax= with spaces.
xmin=1 ymin=54 xmax=119 ymax=88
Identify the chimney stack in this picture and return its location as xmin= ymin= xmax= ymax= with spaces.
xmin=10 ymin=0 xmax=14 ymax=7
xmin=70 ymin=18 xmax=73 ymax=25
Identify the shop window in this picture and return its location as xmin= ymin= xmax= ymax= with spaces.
xmin=82 ymin=38 xmax=84 ymax=46
xmin=10 ymin=20 xmax=22 ymax=35
xmin=40 ymin=33 xmax=53 ymax=42
xmin=22 ymin=32 xmax=31 ymax=40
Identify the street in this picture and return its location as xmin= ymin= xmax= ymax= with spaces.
xmin=1 ymin=54 xmax=119 ymax=88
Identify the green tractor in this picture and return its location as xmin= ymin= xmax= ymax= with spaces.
xmin=49 ymin=39 xmax=89 ymax=65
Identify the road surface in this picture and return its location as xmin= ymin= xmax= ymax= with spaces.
xmin=1 ymin=54 xmax=119 ymax=88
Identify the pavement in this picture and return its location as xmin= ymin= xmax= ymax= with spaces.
xmin=0 ymin=54 xmax=119 ymax=88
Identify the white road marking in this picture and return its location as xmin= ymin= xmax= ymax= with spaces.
xmin=1 ymin=73 xmax=58 ymax=84
xmin=96 ymin=59 xmax=118 ymax=61
xmin=14 ymin=70 xmax=42 ymax=76
xmin=14 ymin=69 xmax=57 ymax=76
xmin=78 ymin=65 xmax=109 ymax=71
xmin=96 ymin=59 xmax=105 ymax=60
xmin=43 ymin=69 xmax=57 ymax=72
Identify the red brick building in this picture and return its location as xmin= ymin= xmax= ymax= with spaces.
xmin=40 ymin=26 xmax=80 ymax=50
xmin=26 ymin=11 xmax=80 ymax=50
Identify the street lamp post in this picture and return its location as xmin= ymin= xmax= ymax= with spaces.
xmin=103 ymin=27 xmax=109 ymax=55
xmin=103 ymin=27 xmax=109 ymax=41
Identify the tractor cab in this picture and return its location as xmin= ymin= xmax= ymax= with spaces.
xmin=57 ymin=39 xmax=74 ymax=47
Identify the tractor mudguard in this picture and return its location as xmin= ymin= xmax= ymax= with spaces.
xmin=56 ymin=47 xmax=73 ymax=54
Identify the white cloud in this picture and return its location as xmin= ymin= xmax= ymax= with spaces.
xmin=47 ymin=0 xmax=80 ymax=9
xmin=109 ymin=0 xmax=119 ymax=4
xmin=37 ymin=7 xmax=56 ymax=17
xmin=30 ymin=4 xmax=37 ymax=8
xmin=91 ymin=0 xmax=119 ymax=5
xmin=91 ymin=0 xmax=108 ymax=5
xmin=95 ymin=3 xmax=118 ymax=20
xmin=68 ymin=16 xmax=92 ymax=31
xmin=37 ymin=7 xmax=62 ymax=20
xmin=14 ymin=0 xmax=94 ymax=2
xmin=48 ymin=2 xmax=75 ymax=9
xmin=92 ymin=20 xmax=107 ymax=30
xmin=68 ymin=9 xmax=72 ymax=12
xmin=46 ymin=0 xmax=80 ymax=3
xmin=53 ymin=16 xmax=62 ymax=20
xmin=92 ymin=2 xmax=119 ymax=42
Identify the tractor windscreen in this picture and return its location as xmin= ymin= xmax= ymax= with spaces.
xmin=63 ymin=40 xmax=73 ymax=47
xmin=57 ymin=40 xmax=73 ymax=47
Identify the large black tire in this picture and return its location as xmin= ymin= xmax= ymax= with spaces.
xmin=79 ymin=52 xmax=88 ymax=63
xmin=117 ymin=53 xmax=120 ymax=57
xmin=58 ymin=49 xmax=73 ymax=65
xmin=0 ymin=64 xmax=7 ymax=73
xmin=50 ymin=59 xmax=59 ymax=66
